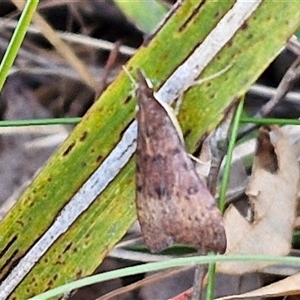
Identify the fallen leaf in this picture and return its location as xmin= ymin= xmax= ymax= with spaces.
xmin=215 ymin=271 xmax=300 ymax=300
xmin=218 ymin=126 xmax=299 ymax=274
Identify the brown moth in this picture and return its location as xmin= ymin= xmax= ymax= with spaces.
xmin=135 ymin=70 xmax=227 ymax=253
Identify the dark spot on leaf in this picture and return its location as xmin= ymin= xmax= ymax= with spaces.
xmin=183 ymin=129 xmax=191 ymax=139
xmin=16 ymin=220 xmax=24 ymax=226
xmin=137 ymin=185 xmax=143 ymax=192
xmin=124 ymin=95 xmax=132 ymax=104
xmin=227 ymin=40 xmax=233 ymax=47
xmin=79 ymin=131 xmax=88 ymax=142
xmin=214 ymin=11 xmax=220 ymax=18
xmin=241 ymin=22 xmax=248 ymax=30
xmin=63 ymin=243 xmax=72 ymax=254
xmin=48 ymin=280 xmax=53 ymax=286
xmin=55 ymin=259 xmax=65 ymax=266
xmin=96 ymin=155 xmax=103 ymax=163
xmin=62 ymin=142 xmax=76 ymax=156
xmin=47 ymin=177 xmax=52 ymax=182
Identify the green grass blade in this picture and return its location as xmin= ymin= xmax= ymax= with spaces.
xmin=0 ymin=118 xmax=80 ymax=127
xmin=114 ymin=0 xmax=167 ymax=33
xmin=0 ymin=0 xmax=39 ymax=92
xmin=30 ymin=254 xmax=300 ymax=300
xmin=206 ymin=98 xmax=245 ymax=300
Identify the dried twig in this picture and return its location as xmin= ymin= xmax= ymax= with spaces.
xmin=239 ymin=53 xmax=300 ymax=138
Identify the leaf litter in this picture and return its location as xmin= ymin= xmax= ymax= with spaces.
xmin=218 ymin=125 xmax=300 ymax=274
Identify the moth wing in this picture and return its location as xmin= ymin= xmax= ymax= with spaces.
xmin=163 ymin=149 xmax=227 ymax=253
xmin=136 ymin=71 xmax=226 ymax=253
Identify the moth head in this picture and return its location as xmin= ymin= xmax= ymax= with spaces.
xmin=122 ymin=66 xmax=154 ymax=90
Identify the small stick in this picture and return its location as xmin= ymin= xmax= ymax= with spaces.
xmin=190 ymin=252 xmax=207 ymax=300
xmin=190 ymin=105 xmax=236 ymax=300
xmin=95 ymin=41 xmax=121 ymax=98
xmin=239 ymin=53 xmax=300 ymax=139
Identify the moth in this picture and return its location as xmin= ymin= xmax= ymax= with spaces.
xmin=135 ymin=70 xmax=226 ymax=253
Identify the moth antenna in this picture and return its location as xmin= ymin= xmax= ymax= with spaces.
xmin=122 ymin=66 xmax=138 ymax=90
xmin=122 ymin=66 xmax=140 ymax=113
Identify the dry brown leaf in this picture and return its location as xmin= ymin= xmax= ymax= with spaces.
xmin=215 ymin=272 xmax=300 ymax=300
xmin=218 ymin=126 xmax=299 ymax=274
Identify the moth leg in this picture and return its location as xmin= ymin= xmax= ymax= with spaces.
xmin=174 ymin=64 xmax=233 ymax=115
xmin=193 ymin=63 xmax=233 ymax=87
